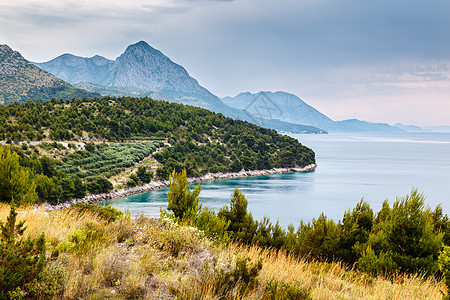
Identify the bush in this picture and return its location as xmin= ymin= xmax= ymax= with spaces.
xmin=0 ymin=206 xmax=46 ymax=299
xmin=213 ymin=256 xmax=263 ymax=296
xmin=439 ymin=246 xmax=450 ymax=299
xmin=127 ymin=178 xmax=137 ymax=187
xmin=263 ymin=280 xmax=311 ymax=300
xmin=70 ymin=203 xmax=123 ymax=223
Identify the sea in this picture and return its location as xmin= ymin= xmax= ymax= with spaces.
xmin=103 ymin=132 xmax=450 ymax=228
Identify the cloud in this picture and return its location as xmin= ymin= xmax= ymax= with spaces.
xmin=1 ymin=0 xmax=449 ymax=125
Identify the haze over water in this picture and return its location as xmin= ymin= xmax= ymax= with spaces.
xmin=105 ymin=132 xmax=450 ymax=228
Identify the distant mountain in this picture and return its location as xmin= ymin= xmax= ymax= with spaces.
xmin=37 ymin=54 xmax=113 ymax=85
xmin=422 ymin=126 xmax=450 ymax=133
xmin=35 ymin=41 xmax=324 ymax=134
xmin=224 ymin=91 xmax=402 ymax=132
xmin=335 ymin=119 xmax=403 ymax=132
xmin=36 ymin=41 xmax=241 ymax=117
xmin=393 ymin=123 xmax=424 ymax=132
xmin=0 ymin=44 xmax=98 ymax=105
xmin=223 ymin=91 xmax=337 ymax=132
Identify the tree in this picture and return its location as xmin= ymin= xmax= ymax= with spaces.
xmin=136 ymin=166 xmax=153 ymax=183
xmin=0 ymin=205 xmax=46 ymax=299
xmin=0 ymin=146 xmax=37 ymax=205
xmin=218 ymin=188 xmax=257 ymax=243
xmin=87 ymin=177 xmax=113 ymax=194
xmin=167 ymin=169 xmax=202 ymax=221
xmin=357 ymin=189 xmax=443 ymax=275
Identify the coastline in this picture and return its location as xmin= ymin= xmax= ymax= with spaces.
xmin=45 ymin=164 xmax=317 ymax=210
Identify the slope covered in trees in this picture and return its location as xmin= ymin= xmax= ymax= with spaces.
xmin=0 ymin=96 xmax=315 ymax=179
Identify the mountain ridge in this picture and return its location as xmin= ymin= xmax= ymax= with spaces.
xmin=35 ymin=41 xmax=325 ymax=134
xmin=224 ymin=91 xmax=402 ymax=132
xmin=0 ymin=44 xmax=99 ymax=104
xmin=35 ymin=41 xmax=401 ymax=133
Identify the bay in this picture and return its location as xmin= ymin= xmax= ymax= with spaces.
xmin=104 ymin=132 xmax=450 ymax=228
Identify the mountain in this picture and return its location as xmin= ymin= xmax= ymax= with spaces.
xmin=0 ymin=44 xmax=98 ymax=105
xmin=35 ymin=41 xmax=324 ymax=134
xmin=393 ymin=123 xmax=424 ymax=132
xmin=422 ymin=126 xmax=450 ymax=133
xmin=36 ymin=54 xmax=113 ymax=85
xmin=74 ymin=81 xmax=172 ymax=100
xmin=36 ymin=41 xmax=241 ymax=117
xmin=223 ymin=91 xmax=337 ymax=132
xmin=223 ymin=91 xmax=402 ymax=132
xmin=335 ymin=119 xmax=403 ymax=132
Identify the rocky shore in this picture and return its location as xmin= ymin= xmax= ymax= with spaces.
xmin=45 ymin=164 xmax=317 ymax=210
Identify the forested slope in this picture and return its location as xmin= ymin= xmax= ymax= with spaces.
xmin=0 ymin=96 xmax=315 ymax=204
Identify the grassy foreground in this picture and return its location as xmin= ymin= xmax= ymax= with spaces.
xmin=0 ymin=203 xmax=443 ymax=299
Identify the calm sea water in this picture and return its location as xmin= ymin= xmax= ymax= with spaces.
xmin=104 ymin=132 xmax=450 ymax=228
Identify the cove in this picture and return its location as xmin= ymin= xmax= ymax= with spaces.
xmin=104 ymin=132 xmax=450 ymax=228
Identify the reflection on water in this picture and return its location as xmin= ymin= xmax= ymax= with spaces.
xmin=104 ymin=132 xmax=450 ymax=228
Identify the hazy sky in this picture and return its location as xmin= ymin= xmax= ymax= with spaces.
xmin=1 ymin=0 xmax=450 ymax=126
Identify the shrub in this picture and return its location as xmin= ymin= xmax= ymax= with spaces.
xmin=0 ymin=206 xmax=46 ymax=299
xmin=70 ymin=203 xmax=123 ymax=223
xmin=213 ymin=256 xmax=263 ymax=296
xmin=127 ymin=179 xmax=137 ymax=187
xmin=263 ymin=280 xmax=311 ymax=300
xmin=196 ymin=207 xmax=230 ymax=242
xmin=439 ymin=246 xmax=450 ymax=299
xmin=136 ymin=166 xmax=153 ymax=183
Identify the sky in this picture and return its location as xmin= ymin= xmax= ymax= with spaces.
xmin=1 ymin=0 xmax=450 ymax=126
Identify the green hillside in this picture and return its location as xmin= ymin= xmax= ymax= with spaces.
xmin=0 ymin=96 xmax=315 ymax=203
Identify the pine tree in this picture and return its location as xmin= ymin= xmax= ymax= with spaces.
xmin=167 ymin=169 xmax=201 ymax=221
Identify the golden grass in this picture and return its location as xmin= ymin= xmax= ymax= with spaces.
xmin=232 ymin=244 xmax=444 ymax=299
xmin=0 ymin=204 xmax=445 ymax=299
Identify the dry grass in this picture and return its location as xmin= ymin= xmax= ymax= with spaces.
xmin=232 ymin=244 xmax=444 ymax=299
xmin=0 ymin=204 xmax=445 ymax=299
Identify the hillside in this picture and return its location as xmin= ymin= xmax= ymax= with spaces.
xmin=0 ymin=44 xmax=98 ymax=105
xmin=0 ymin=96 xmax=315 ymax=204
xmin=0 ymin=192 xmax=444 ymax=299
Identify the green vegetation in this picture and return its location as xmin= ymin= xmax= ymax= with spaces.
xmin=0 ymin=146 xmax=37 ymax=205
xmin=164 ymin=171 xmax=450 ymax=282
xmin=0 ymin=206 xmax=46 ymax=299
xmin=0 ymin=145 xmax=88 ymax=205
xmin=0 ymin=171 xmax=448 ymax=298
xmin=0 ymin=97 xmax=315 ymax=179
xmin=1 ymin=201 xmax=443 ymax=299
xmin=58 ymin=143 xmax=159 ymax=181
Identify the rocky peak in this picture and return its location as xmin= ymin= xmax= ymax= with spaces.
xmin=0 ymin=44 xmax=33 ymax=75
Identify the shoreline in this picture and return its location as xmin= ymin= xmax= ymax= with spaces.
xmin=45 ymin=164 xmax=317 ymax=210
